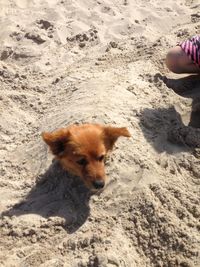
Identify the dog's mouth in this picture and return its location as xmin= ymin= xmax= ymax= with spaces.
xmin=90 ymin=187 xmax=104 ymax=195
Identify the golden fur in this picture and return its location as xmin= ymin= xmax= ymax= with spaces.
xmin=42 ymin=124 xmax=131 ymax=190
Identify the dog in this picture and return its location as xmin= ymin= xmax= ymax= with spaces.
xmin=42 ymin=124 xmax=131 ymax=190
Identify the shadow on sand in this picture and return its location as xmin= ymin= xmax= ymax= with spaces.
xmin=139 ymin=74 xmax=200 ymax=154
xmin=162 ymin=73 xmax=200 ymax=128
xmin=2 ymin=160 xmax=91 ymax=233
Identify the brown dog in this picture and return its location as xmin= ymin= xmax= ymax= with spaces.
xmin=42 ymin=124 xmax=131 ymax=190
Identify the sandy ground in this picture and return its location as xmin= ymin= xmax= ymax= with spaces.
xmin=0 ymin=0 xmax=200 ymax=266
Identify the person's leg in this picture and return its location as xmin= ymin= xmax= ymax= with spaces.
xmin=166 ymin=46 xmax=200 ymax=74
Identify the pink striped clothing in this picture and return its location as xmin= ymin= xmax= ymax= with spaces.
xmin=179 ymin=35 xmax=200 ymax=67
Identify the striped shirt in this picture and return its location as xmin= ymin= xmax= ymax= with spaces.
xmin=179 ymin=35 xmax=200 ymax=67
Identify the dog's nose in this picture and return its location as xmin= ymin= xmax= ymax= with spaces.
xmin=92 ymin=180 xmax=105 ymax=189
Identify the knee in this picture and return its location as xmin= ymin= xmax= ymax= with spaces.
xmin=165 ymin=48 xmax=182 ymax=74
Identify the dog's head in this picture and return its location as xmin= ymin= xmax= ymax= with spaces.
xmin=42 ymin=124 xmax=131 ymax=190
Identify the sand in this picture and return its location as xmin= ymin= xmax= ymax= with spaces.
xmin=0 ymin=0 xmax=200 ymax=266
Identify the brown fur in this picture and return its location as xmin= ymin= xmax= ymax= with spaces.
xmin=42 ymin=124 xmax=131 ymax=190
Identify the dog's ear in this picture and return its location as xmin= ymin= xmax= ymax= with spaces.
xmin=42 ymin=129 xmax=71 ymax=156
xmin=103 ymin=126 xmax=131 ymax=151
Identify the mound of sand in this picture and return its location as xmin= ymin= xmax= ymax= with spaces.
xmin=0 ymin=0 xmax=200 ymax=266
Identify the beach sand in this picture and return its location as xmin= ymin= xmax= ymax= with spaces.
xmin=0 ymin=0 xmax=200 ymax=266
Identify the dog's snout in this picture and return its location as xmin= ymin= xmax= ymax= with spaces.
xmin=92 ymin=180 xmax=105 ymax=189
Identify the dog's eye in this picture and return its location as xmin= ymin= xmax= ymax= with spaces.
xmin=76 ymin=158 xmax=88 ymax=166
xmin=98 ymin=155 xmax=105 ymax=162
